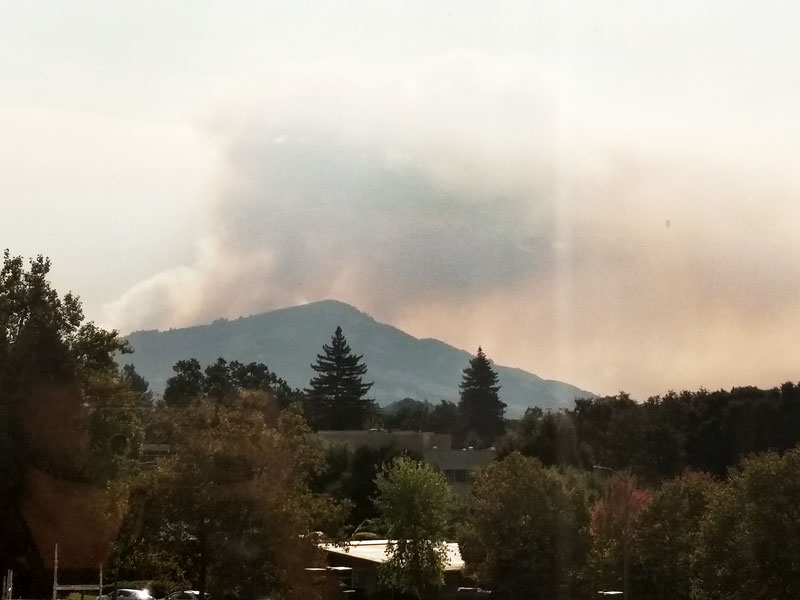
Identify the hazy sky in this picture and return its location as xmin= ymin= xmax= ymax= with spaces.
xmin=3 ymin=1 xmax=800 ymax=399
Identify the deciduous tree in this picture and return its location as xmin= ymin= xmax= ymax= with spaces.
xmin=632 ymin=471 xmax=717 ymax=600
xmin=588 ymin=472 xmax=651 ymax=598
xmin=499 ymin=408 xmax=580 ymax=467
xmin=459 ymin=452 xmax=590 ymax=599
xmin=163 ymin=358 xmax=204 ymax=406
xmin=164 ymin=357 xmax=297 ymax=407
xmin=114 ymin=391 xmax=341 ymax=600
xmin=374 ymin=457 xmax=454 ymax=599
xmin=691 ymin=445 xmax=800 ymax=600
xmin=0 ymin=251 xmax=141 ymax=597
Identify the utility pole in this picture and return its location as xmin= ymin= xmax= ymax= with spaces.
xmin=2 ymin=569 xmax=13 ymax=600
xmin=52 ymin=544 xmax=59 ymax=600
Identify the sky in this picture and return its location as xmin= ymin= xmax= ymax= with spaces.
xmin=2 ymin=1 xmax=800 ymax=400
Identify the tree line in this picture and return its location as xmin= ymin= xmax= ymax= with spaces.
xmin=499 ymin=384 xmax=800 ymax=484
xmin=161 ymin=327 xmax=508 ymax=450
xmin=4 ymin=250 xmax=800 ymax=599
xmin=456 ymin=446 xmax=800 ymax=600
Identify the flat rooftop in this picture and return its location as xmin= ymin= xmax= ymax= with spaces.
xmin=320 ymin=540 xmax=465 ymax=572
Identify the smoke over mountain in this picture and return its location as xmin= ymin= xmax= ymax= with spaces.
xmin=104 ymin=57 xmax=800 ymax=398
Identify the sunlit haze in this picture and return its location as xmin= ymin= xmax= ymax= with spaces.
xmin=2 ymin=1 xmax=799 ymax=399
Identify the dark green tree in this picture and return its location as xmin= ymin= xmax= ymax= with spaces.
xmin=456 ymin=347 xmax=506 ymax=448
xmin=203 ymin=357 xmax=234 ymax=402
xmin=0 ymin=251 xmax=142 ymax=597
xmin=459 ymin=452 xmax=591 ymax=598
xmin=121 ymin=363 xmax=153 ymax=405
xmin=690 ymin=445 xmax=800 ymax=600
xmin=0 ymin=250 xmax=130 ymax=374
xmin=229 ymin=360 xmax=298 ymax=407
xmin=305 ymin=326 xmax=375 ymax=430
xmin=499 ymin=408 xmax=580 ymax=467
xmin=163 ymin=358 xmax=205 ymax=406
xmin=382 ymin=398 xmax=432 ymax=430
xmin=0 ymin=252 xmax=141 ymax=486
xmin=631 ymin=471 xmax=717 ymax=600
xmin=164 ymin=357 xmax=298 ymax=408
xmin=112 ymin=391 xmax=341 ymax=600
xmin=429 ymin=400 xmax=458 ymax=435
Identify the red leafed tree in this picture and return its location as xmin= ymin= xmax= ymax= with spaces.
xmin=589 ymin=473 xmax=652 ymax=597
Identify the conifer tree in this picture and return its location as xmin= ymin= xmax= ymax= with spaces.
xmin=456 ymin=346 xmax=506 ymax=447
xmin=305 ymin=326 xmax=374 ymax=430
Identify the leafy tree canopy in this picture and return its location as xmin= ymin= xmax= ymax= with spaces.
xmin=631 ymin=471 xmax=718 ymax=600
xmin=374 ymin=457 xmax=454 ymax=599
xmin=498 ymin=408 xmax=580 ymax=467
xmin=163 ymin=357 xmax=297 ymax=407
xmin=313 ymin=443 xmax=425 ymax=533
xmin=588 ymin=472 xmax=652 ymax=598
xmin=0 ymin=250 xmax=130 ymax=379
xmin=459 ymin=452 xmax=590 ymax=599
xmin=122 ymin=363 xmax=153 ymax=404
xmin=691 ymin=445 xmax=800 ymax=600
xmin=112 ymin=391 xmax=342 ymax=600
xmin=0 ymin=250 xmax=141 ymax=486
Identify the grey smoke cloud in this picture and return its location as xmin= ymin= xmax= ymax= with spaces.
xmin=106 ymin=56 xmax=560 ymax=324
xmin=220 ymin=133 xmax=553 ymax=305
xmin=104 ymin=57 xmax=800 ymax=398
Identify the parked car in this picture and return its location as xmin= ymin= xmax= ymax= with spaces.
xmin=160 ymin=590 xmax=206 ymax=600
xmin=99 ymin=589 xmax=155 ymax=600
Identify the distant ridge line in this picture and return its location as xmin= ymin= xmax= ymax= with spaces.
xmin=123 ymin=299 xmax=595 ymax=417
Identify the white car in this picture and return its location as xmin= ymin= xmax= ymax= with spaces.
xmin=99 ymin=589 xmax=155 ymax=600
xmin=161 ymin=591 xmax=205 ymax=600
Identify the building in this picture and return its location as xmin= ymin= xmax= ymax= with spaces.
xmin=316 ymin=430 xmax=495 ymax=491
xmin=319 ymin=540 xmax=467 ymax=598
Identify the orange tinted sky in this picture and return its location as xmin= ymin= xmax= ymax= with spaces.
xmin=3 ymin=2 xmax=799 ymax=399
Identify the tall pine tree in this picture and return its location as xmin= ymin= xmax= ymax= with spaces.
xmin=456 ymin=346 xmax=506 ymax=448
xmin=305 ymin=326 xmax=375 ymax=430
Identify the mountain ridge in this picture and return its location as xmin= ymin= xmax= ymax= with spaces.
xmin=123 ymin=299 xmax=594 ymax=416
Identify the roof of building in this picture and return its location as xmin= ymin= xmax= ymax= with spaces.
xmin=320 ymin=540 xmax=465 ymax=572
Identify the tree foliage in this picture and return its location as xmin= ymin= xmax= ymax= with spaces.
xmin=588 ymin=472 xmax=652 ymax=596
xmin=456 ymin=347 xmax=506 ymax=448
xmin=0 ymin=251 xmax=141 ymax=486
xmin=631 ymin=471 xmax=717 ymax=600
xmin=459 ymin=452 xmax=590 ymax=599
xmin=113 ymin=391 xmax=341 ymax=600
xmin=429 ymin=399 xmax=458 ymax=435
xmin=305 ymin=326 xmax=375 ymax=430
xmin=164 ymin=357 xmax=297 ymax=407
xmin=499 ymin=408 xmax=580 ymax=467
xmin=122 ymin=363 xmax=153 ymax=404
xmin=313 ymin=444 xmax=419 ymax=532
xmin=550 ymin=385 xmax=800 ymax=483
xmin=374 ymin=457 xmax=454 ymax=599
xmin=382 ymin=398 xmax=433 ymax=431
xmin=0 ymin=251 xmax=129 ymax=370
xmin=163 ymin=358 xmax=205 ymax=406
xmin=0 ymin=251 xmax=145 ymax=597
xmin=690 ymin=446 xmax=800 ymax=600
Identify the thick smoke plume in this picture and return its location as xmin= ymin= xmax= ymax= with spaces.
xmin=105 ymin=57 xmax=800 ymax=398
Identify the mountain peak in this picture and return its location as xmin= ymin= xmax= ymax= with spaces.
xmin=124 ymin=301 xmax=594 ymax=416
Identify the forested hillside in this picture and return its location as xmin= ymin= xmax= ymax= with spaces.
xmin=124 ymin=300 xmax=593 ymax=415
